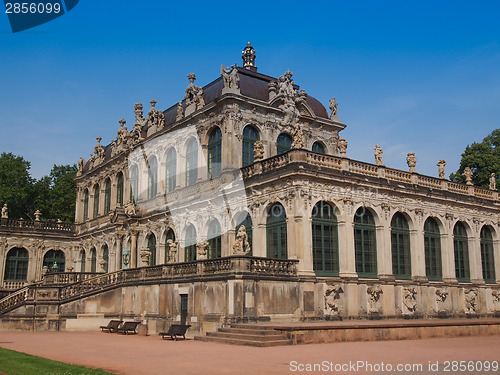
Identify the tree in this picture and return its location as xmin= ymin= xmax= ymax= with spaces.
xmin=450 ymin=129 xmax=500 ymax=188
xmin=0 ymin=152 xmax=35 ymax=219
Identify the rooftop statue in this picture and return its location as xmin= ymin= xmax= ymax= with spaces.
xmin=374 ymin=144 xmax=384 ymax=166
xmin=407 ymin=152 xmax=417 ymax=173
xmin=329 ymin=97 xmax=338 ymax=119
xmin=1 ymin=204 xmax=7 ymax=219
xmin=463 ymin=167 xmax=474 ymax=185
xmin=437 ymin=159 xmax=446 ymax=179
xmin=242 ymin=42 xmax=256 ymax=69
xmin=185 ymin=73 xmax=205 ymax=115
xmin=338 ymin=137 xmax=347 ymax=157
xmin=490 ymin=173 xmax=496 ymax=190
xmin=221 ymin=63 xmax=240 ymax=90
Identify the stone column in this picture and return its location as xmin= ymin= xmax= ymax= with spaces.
xmin=338 ymin=214 xmax=357 ymax=278
xmin=116 ymin=235 xmax=123 ymax=270
xmin=494 ymin=238 xmax=500 ymax=284
xmin=130 ymin=231 xmax=138 ymax=268
xmin=75 ymin=187 xmax=83 ymax=223
xmin=253 ymin=223 xmax=266 ymax=257
xmin=469 ymin=226 xmax=483 ymax=283
xmin=27 ymin=253 xmax=37 ymax=283
xmin=223 ymin=230 xmax=235 ymax=257
xmin=178 ymin=152 xmax=185 ymax=189
xmin=411 ymin=223 xmax=427 ymax=281
xmin=377 ymin=222 xmax=393 ymax=280
xmin=441 ymin=223 xmax=457 ymax=283
xmin=199 ymin=144 xmax=207 ymax=182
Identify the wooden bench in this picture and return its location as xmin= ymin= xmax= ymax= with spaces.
xmin=159 ymin=324 xmax=191 ymax=340
xmin=99 ymin=320 xmax=123 ymax=333
xmin=116 ymin=321 xmax=140 ymax=335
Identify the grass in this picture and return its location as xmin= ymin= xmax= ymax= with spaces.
xmin=0 ymin=347 xmax=116 ymax=375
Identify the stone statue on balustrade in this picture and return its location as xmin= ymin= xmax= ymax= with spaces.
xmin=254 ymin=141 xmax=264 ymax=161
xmin=77 ymin=156 xmax=85 ymax=176
xmin=406 ymin=152 xmax=417 ymax=173
xmin=338 ymin=137 xmax=347 ymax=157
xmin=221 ymin=64 xmax=240 ymax=93
xmin=437 ymin=159 xmax=446 ymax=179
xmin=185 ymin=73 xmax=205 ymax=116
xmin=329 ymin=97 xmax=338 ymax=120
xmin=167 ymin=239 xmax=178 ymax=263
xmin=176 ymin=102 xmax=184 ymax=121
xmin=1 ymin=204 xmax=8 ymax=219
xmin=374 ymin=144 xmax=384 ymax=166
xmin=34 ymin=210 xmax=42 ymax=221
xmin=93 ymin=137 xmax=105 ymax=165
xmin=490 ymin=173 xmax=496 ymax=190
xmin=232 ymin=225 xmax=251 ymax=255
xmin=463 ymin=167 xmax=474 ymax=185
xmin=197 ymin=241 xmax=209 ymax=260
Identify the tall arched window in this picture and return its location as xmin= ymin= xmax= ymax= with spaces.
xmin=80 ymin=250 xmax=86 ymax=272
xmin=424 ymin=217 xmax=442 ymax=281
xmin=43 ymin=250 xmax=65 ymax=273
xmin=116 ymin=172 xmax=124 ymax=207
xmin=208 ymin=127 xmax=222 ymax=179
xmin=277 ymin=133 xmax=292 ymax=155
xmin=391 ymin=213 xmax=411 ymax=279
xmin=104 ymin=178 xmax=111 ymax=215
xmin=83 ymin=189 xmax=89 ymax=221
xmin=480 ymin=226 xmax=496 ymax=284
xmin=242 ymin=125 xmax=260 ymax=167
xmin=312 ymin=142 xmax=326 ymax=154
xmin=453 ymin=222 xmax=470 ymax=282
xmin=4 ymin=248 xmax=29 ymax=281
xmin=165 ymin=148 xmax=177 ymax=193
xmin=147 ymin=234 xmax=156 ymax=266
xmin=90 ymin=248 xmax=97 ymax=273
xmin=93 ymin=184 xmax=100 ymax=219
xmin=184 ymin=224 xmax=197 ymax=262
xmin=165 ymin=229 xmax=176 ymax=263
xmin=147 ymin=156 xmax=158 ymax=199
xmin=354 ymin=207 xmax=377 ymax=278
xmin=266 ymin=203 xmax=287 ymax=259
xmin=102 ymin=245 xmax=109 ymax=273
xmin=312 ymin=201 xmax=339 ymax=276
xmin=185 ymin=138 xmax=198 ymax=186
xmin=236 ymin=212 xmax=252 ymax=255
xmin=207 ymin=219 xmax=221 ymax=259
xmin=130 ymin=165 xmax=139 ymax=203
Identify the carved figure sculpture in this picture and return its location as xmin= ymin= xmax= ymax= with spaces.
xmin=124 ymin=203 xmax=137 ymax=217
xmin=407 ymin=152 xmax=417 ymax=173
xmin=167 ymin=239 xmax=178 ymax=263
xmin=1 ymin=204 xmax=8 ymax=218
xmin=185 ymin=73 xmax=205 ymax=110
xmin=291 ymin=123 xmax=304 ymax=149
xmin=241 ymin=42 xmax=256 ymax=68
xmin=254 ymin=141 xmax=264 ymax=161
xmin=197 ymin=241 xmax=209 ymax=260
xmin=134 ymin=103 xmax=146 ymax=127
xmin=338 ymin=137 xmax=347 ymax=157
xmin=437 ymin=159 xmax=446 ymax=179
xmin=34 ymin=210 xmax=42 ymax=221
xmin=176 ymin=102 xmax=184 ymax=121
xmin=232 ymin=225 xmax=251 ymax=255
xmin=367 ymin=285 xmax=383 ymax=313
xmin=403 ymin=286 xmax=417 ymax=313
xmin=464 ymin=289 xmax=477 ymax=314
xmin=99 ymin=259 xmax=108 ymax=272
xmin=490 ymin=173 xmax=496 ymax=190
xmin=325 ymin=284 xmax=343 ymax=315
xmin=283 ymin=102 xmax=298 ymax=127
xmin=374 ymin=144 xmax=384 ymax=166
xmin=77 ymin=156 xmax=85 ymax=176
xmin=329 ymin=97 xmax=338 ymax=118
xmin=463 ymin=167 xmax=473 ymax=185
xmin=221 ymin=63 xmax=240 ymax=89
xmin=93 ymin=136 xmax=105 ymax=165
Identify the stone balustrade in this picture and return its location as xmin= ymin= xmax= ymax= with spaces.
xmin=0 ymin=218 xmax=74 ymax=232
xmin=0 ymin=286 xmax=29 ymax=312
xmin=3 ymin=280 xmax=27 ymax=290
xmin=42 ymin=272 xmax=103 ymax=286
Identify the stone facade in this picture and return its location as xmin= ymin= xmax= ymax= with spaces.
xmin=1 ymin=45 xmax=499 ymax=333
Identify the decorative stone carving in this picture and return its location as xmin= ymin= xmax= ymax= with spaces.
xmin=1 ymin=204 xmax=8 ymax=218
xmin=176 ymin=102 xmax=184 ymax=121
xmin=253 ymin=141 xmax=264 ymax=161
xmin=241 ymin=42 xmax=256 ymax=69
xmin=93 ymin=137 xmax=105 ymax=166
xmin=34 ymin=210 xmax=41 ymax=221
xmin=124 ymin=203 xmax=138 ymax=217
xmin=329 ymin=97 xmax=338 ymax=119
xmin=99 ymin=259 xmax=108 ymax=272
xmin=403 ymin=286 xmax=417 ymax=313
xmin=463 ymin=167 xmax=473 ymax=185
xmin=367 ymin=285 xmax=383 ymax=313
xmin=146 ymin=99 xmax=165 ymax=136
xmin=134 ymin=103 xmax=146 ymax=127
xmin=492 ymin=290 xmax=500 ymax=311
xmin=139 ymin=248 xmax=152 ymax=266
xmin=77 ymin=157 xmax=85 ymax=176
xmin=464 ymin=289 xmax=477 ymax=314
xmin=374 ymin=144 xmax=384 ymax=166
xmin=338 ymin=137 xmax=347 ymax=157
xmin=291 ymin=123 xmax=304 ymax=149
xmin=283 ymin=101 xmax=299 ymax=127
xmin=268 ymin=81 xmax=277 ymax=100
xmin=232 ymin=225 xmax=251 ymax=255
xmin=197 ymin=241 xmax=209 ymax=260
xmin=325 ymin=284 xmax=343 ymax=315
xmin=489 ymin=173 xmax=496 ymax=190
xmin=221 ymin=64 xmax=240 ymax=93
xmin=407 ymin=153 xmax=417 ymax=173
xmin=184 ymin=73 xmax=205 ymax=116
xmin=436 ymin=159 xmax=446 ymax=179
xmin=167 ymin=239 xmax=178 ymax=263
xmin=435 ymin=288 xmax=448 ymax=313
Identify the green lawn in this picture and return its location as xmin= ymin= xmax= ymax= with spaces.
xmin=0 ymin=347 xmax=116 ymax=375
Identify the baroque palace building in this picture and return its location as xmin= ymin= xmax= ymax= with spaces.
xmin=0 ymin=44 xmax=499 ymax=334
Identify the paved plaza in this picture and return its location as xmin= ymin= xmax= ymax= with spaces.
xmin=0 ymin=331 xmax=499 ymax=375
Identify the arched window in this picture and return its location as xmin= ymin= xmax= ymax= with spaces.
xmin=277 ymin=133 xmax=292 ymax=155
xmin=184 ymin=225 xmax=197 ymax=262
xmin=391 ymin=213 xmax=411 ymax=279
xmin=130 ymin=165 xmax=139 ymax=203
xmin=102 ymin=245 xmax=109 ymax=273
xmin=185 ymin=138 xmax=198 ymax=186
xmin=266 ymin=203 xmax=287 ymax=259
xmin=354 ymin=207 xmax=377 ymax=278
xmin=208 ymin=127 xmax=222 ymax=179
xmin=116 ymin=172 xmax=124 ymax=207
xmin=165 ymin=148 xmax=177 ymax=193
xmin=80 ymin=250 xmax=86 ymax=272
xmin=424 ymin=218 xmax=442 ymax=281
xmin=453 ymin=222 xmax=470 ymax=282
xmin=147 ymin=234 xmax=156 ymax=266
xmin=480 ymin=226 xmax=496 ymax=284
xmin=4 ymin=248 xmax=29 ymax=281
xmin=312 ymin=201 xmax=339 ymax=276
xmin=147 ymin=156 xmax=158 ymax=199
xmin=83 ymin=189 xmax=89 ymax=221
xmin=93 ymin=184 xmax=100 ymax=219
xmin=242 ymin=125 xmax=260 ymax=167
xmin=104 ymin=178 xmax=111 ymax=215
xmin=236 ymin=212 xmax=252 ymax=255
xmin=43 ymin=250 xmax=65 ymax=273
xmin=312 ymin=142 xmax=326 ymax=154
xmin=165 ymin=229 xmax=176 ymax=263
xmin=207 ymin=219 xmax=221 ymax=259
xmin=90 ymin=248 xmax=97 ymax=273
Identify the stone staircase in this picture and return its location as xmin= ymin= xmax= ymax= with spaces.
xmin=194 ymin=324 xmax=293 ymax=347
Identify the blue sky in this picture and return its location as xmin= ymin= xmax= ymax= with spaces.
xmin=1 ymin=1 xmax=499 ymax=179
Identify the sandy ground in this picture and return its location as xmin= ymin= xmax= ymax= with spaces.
xmin=0 ymin=331 xmax=499 ymax=375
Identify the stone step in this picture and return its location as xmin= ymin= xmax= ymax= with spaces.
xmin=206 ymin=331 xmax=288 ymax=341
xmin=217 ymin=327 xmax=283 ymax=335
xmin=229 ymin=323 xmax=277 ymax=330
xmin=194 ymin=335 xmax=292 ymax=347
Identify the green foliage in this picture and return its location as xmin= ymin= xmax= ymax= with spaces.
xmin=0 ymin=347 xmax=115 ymax=375
xmin=450 ymin=129 xmax=500 ymax=188
xmin=0 ymin=152 xmax=34 ymax=219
